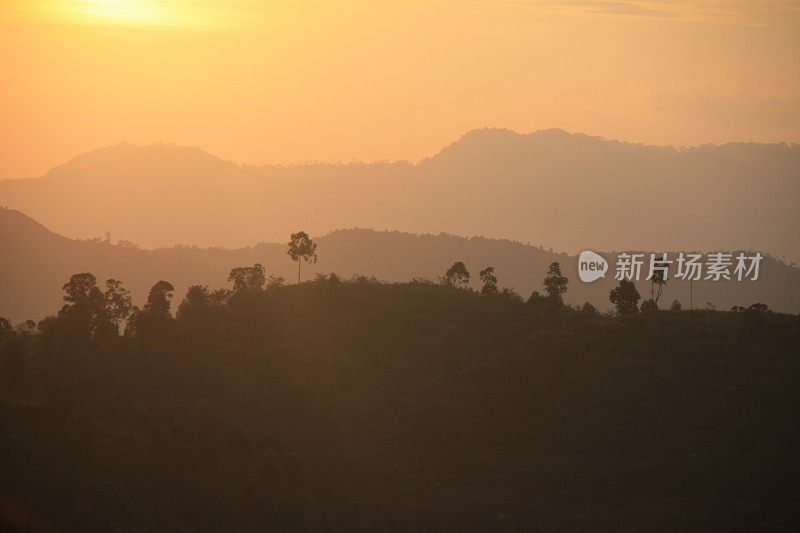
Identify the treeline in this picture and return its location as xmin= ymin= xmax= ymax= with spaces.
xmin=0 ymin=255 xmax=778 ymax=354
xmin=0 ymin=260 xmax=735 ymax=373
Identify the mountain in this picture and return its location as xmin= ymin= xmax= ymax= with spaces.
xmin=1 ymin=207 xmax=798 ymax=323
xmin=1 ymin=129 xmax=798 ymax=262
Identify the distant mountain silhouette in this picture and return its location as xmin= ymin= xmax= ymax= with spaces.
xmin=1 ymin=207 xmax=798 ymax=323
xmin=1 ymin=129 xmax=798 ymax=262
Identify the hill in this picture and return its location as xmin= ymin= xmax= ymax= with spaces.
xmin=1 ymin=207 xmax=799 ymax=323
xmin=1 ymin=129 xmax=798 ymax=262
xmin=1 ymin=277 xmax=798 ymax=529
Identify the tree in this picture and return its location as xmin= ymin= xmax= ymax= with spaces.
xmin=62 ymin=273 xmax=97 ymax=306
xmin=648 ymin=258 xmax=668 ymax=305
xmin=609 ymin=279 xmax=640 ymax=315
xmin=0 ymin=317 xmax=14 ymax=340
xmin=499 ymin=287 xmax=522 ymax=302
xmin=266 ymin=275 xmax=285 ymax=289
xmin=177 ymin=285 xmax=211 ymax=320
xmin=144 ymin=281 xmax=174 ymax=317
xmin=104 ymin=279 xmax=133 ymax=331
xmin=228 ymin=263 xmax=266 ymax=294
xmin=209 ymin=289 xmax=230 ymax=306
xmin=527 ymin=290 xmax=549 ymax=311
xmin=479 ymin=266 xmax=498 ymax=295
xmin=543 ymin=262 xmax=568 ymax=306
xmin=670 ymin=300 xmax=682 ymax=311
xmin=59 ymin=273 xmax=112 ymax=338
xmin=640 ymin=299 xmax=658 ymax=312
xmin=444 ymin=262 xmax=470 ymax=288
xmin=135 ymin=281 xmax=175 ymax=339
xmin=123 ymin=306 xmax=139 ymax=337
xmin=287 ymin=232 xmax=318 ymax=283
xmin=17 ymin=319 xmax=36 ymax=334
xmin=742 ymin=303 xmax=770 ymax=327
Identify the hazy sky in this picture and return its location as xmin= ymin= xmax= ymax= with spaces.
xmin=1 ymin=0 xmax=798 ymax=178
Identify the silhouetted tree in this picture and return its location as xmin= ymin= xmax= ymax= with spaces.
xmin=581 ymin=302 xmax=597 ymax=315
xmin=210 ymin=289 xmax=230 ymax=306
xmin=228 ymin=264 xmax=266 ymax=294
xmin=543 ymin=262 xmax=568 ymax=306
xmin=743 ymin=303 xmax=770 ymax=327
xmin=59 ymin=273 xmax=113 ymax=338
xmin=444 ymin=262 xmax=470 ymax=288
xmin=288 ymin=232 xmax=318 ymax=283
xmin=104 ymin=279 xmax=133 ymax=331
xmin=62 ymin=273 xmax=96 ymax=303
xmin=527 ymin=290 xmax=547 ymax=307
xmin=648 ymin=258 xmax=668 ymax=306
xmin=135 ymin=281 xmax=174 ymax=339
xmin=609 ymin=279 xmax=640 ymax=315
xmin=266 ymin=275 xmax=285 ymax=289
xmin=177 ymin=285 xmax=212 ymax=320
xmin=123 ymin=306 xmax=139 ymax=337
xmin=0 ymin=317 xmax=14 ymax=340
xmin=670 ymin=300 xmax=682 ymax=311
xmin=640 ymin=299 xmax=658 ymax=312
xmin=479 ymin=266 xmax=498 ymax=295
xmin=18 ymin=319 xmax=37 ymax=334
xmin=499 ymin=287 xmax=522 ymax=302
xmin=145 ymin=281 xmax=174 ymax=316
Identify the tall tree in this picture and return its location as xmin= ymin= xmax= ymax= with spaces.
xmin=135 ymin=281 xmax=175 ymax=339
xmin=543 ymin=262 xmax=569 ymax=306
xmin=288 ymin=232 xmax=318 ymax=283
xmin=609 ymin=279 xmax=641 ymax=315
xmin=104 ymin=279 xmax=133 ymax=331
xmin=144 ymin=281 xmax=175 ymax=317
xmin=647 ymin=257 xmax=668 ymax=307
xmin=59 ymin=273 xmax=111 ymax=338
xmin=444 ymin=262 xmax=470 ymax=288
xmin=479 ymin=266 xmax=498 ymax=295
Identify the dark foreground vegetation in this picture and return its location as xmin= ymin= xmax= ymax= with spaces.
xmin=1 ymin=274 xmax=799 ymax=530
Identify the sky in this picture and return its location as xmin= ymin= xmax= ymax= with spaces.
xmin=0 ymin=0 xmax=799 ymax=179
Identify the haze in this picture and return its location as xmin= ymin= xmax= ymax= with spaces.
xmin=1 ymin=0 xmax=799 ymax=179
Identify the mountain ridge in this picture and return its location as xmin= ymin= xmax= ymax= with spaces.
xmin=1 ymin=127 xmax=798 ymax=262
xmin=5 ymin=128 xmax=799 ymax=184
xmin=2 ymin=207 xmax=798 ymax=324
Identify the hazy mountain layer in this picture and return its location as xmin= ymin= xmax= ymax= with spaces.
xmin=1 ymin=128 xmax=798 ymax=262
xmin=1 ymin=207 xmax=798 ymax=323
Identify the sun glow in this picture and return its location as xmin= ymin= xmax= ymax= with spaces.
xmin=78 ymin=0 xmax=165 ymax=23
xmin=21 ymin=0 xmax=226 ymax=28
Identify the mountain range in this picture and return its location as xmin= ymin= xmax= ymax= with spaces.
xmin=1 ymin=128 xmax=798 ymax=262
xmin=1 ymin=207 xmax=798 ymax=323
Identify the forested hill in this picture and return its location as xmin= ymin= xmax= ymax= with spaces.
xmin=1 ymin=274 xmax=798 ymax=530
xmin=1 ymin=207 xmax=799 ymax=322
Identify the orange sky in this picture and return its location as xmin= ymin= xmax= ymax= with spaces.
xmin=1 ymin=0 xmax=798 ymax=179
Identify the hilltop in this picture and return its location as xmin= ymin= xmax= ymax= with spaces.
xmin=1 ymin=275 xmax=798 ymax=530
